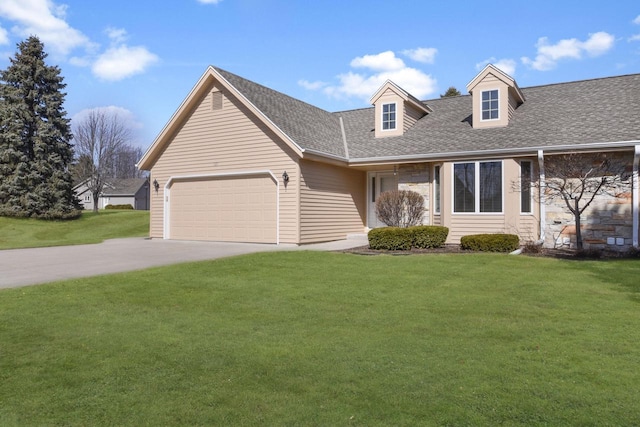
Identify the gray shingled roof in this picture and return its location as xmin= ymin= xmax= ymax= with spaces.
xmin=214 ymin=68 xmax=640 ymax=162
xmin=214 ymin=67 xmax=346 ymax=157
xmin=102 ymin=178 xmax=148 ymax=196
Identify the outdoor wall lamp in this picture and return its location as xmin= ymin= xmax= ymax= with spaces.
xmin=282 ymin=171 xmax=289 ymax=183
xmin=153 ymin=179 xmax=160 ymax=192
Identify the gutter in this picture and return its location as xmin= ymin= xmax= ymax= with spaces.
xmin=347 ymin=140 xmax=640 ymax=166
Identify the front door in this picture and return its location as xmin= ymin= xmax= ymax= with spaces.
xmin=367 ymin=172 xmax=397 ymax=228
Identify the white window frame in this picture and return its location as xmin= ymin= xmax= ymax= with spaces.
xmin=520 ymin=160 xmax=533 ymax=214
xmin=481 ymin=89 xmax=499 ymax=121
xmin=381 ymin=102 xmax=397 ymax=131
xmin=452 ymin=160 xmax=504 ymax=214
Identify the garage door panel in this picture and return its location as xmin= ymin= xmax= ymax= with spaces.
xmin=169 ymin=175 xmax=277 ymax=243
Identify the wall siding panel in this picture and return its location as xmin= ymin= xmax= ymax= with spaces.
xmin=149 ymin=83 xmax=299 ymax=243
xmin=299 ymin=160 xmax=366 ymax=243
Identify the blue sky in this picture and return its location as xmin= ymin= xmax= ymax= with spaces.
xmin=1 ymin=0 xmax=639 ymax=150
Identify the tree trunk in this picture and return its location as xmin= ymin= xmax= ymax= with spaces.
xmin=92 ymin=192 xmax=99 ymax=213
xmin=574 ymin=198 xmax=583 ymax=250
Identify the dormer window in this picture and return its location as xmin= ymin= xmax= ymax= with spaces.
xmin=382 ymin=103 xmax=397 ymax=130
xmin=481 ymin=90 xmax=499 ymax=120
xmin=467 ymin=64 xmax=524 ymax=129
xmin=370 ymin=81 xmax=432 ymax=138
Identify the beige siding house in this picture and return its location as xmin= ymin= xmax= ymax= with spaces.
xmin=138 ymin=65 xmax=640 ymax=249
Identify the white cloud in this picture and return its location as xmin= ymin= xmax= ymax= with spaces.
xmin=0 ymin=0 xmax=92 ymax=56
xmin=197 ymin=0 xmax=222 ymax=3
xmin=0 ymin=26 xmax=9 ymax=45
xmin=401 ymin=47 xmax=437 ymax=64
xmin=522 ymin=31 xmax=615 ymax=71
xmin=92 ymin=45 xmax=158 ymax=81
xmin=73 ymin=106 xmax=142 ymax=129
xmin=105 ymin=27 xmax=128 ymax=44
xmin=629 ymin=34 xmax=640 ymax=42
xmin=350 ymin=51 xmax=405 ymax=72
xmin=301 ymin=50 xmax=437 ymax=102
xmin=298 ymin=79 xmax=327 ymax=90
xmin=475 ymin=57 xmax=517 ymax=76
xmin=633 ymin=15 xmax=640 ymax=25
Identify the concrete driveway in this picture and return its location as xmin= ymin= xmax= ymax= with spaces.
xmin=0 ymin=235 xmax=368 ymax=289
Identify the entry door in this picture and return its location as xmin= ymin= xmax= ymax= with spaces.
xmin=367 ymin=172 xmax=397 ymax=228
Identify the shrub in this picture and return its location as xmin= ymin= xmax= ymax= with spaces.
xmin=460 ymin=234 xmax=520 ymax=252
xmin=375 ymin=190 xmax=424 ymax=228
xmin=368 ymin=227 xmax=413 ymax=250
xmin=521 ymin=241 xmax=543 ymax=254
xmin=410 ymin=226 xmax=449 ymax=249
xmin=104 ymin=204 xmax=134 ymax=210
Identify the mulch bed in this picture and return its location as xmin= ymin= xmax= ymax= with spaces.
xmin=341 ymin=245 xmax=640 ymax=260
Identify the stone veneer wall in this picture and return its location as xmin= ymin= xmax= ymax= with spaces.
xmin=397 ymin=163 xmax=430 ymax=225
xmin=544 ymin=152 xmax=635 ymax=251
xmin=545 ymin=188 xmax=633 ymax=251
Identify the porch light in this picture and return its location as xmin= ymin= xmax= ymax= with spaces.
xmin=153 ymin=179 xmax=160 ymax=192
xmin=282 ymin=171 xmax=289 ymax=183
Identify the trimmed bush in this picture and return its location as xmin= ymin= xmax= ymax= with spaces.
xmin=368 ymin=227 xmax=413 ymax=250
xmin=410 ymin=225 xmax=449 ymax=249
xmin=104 ymin=204 xmax=134 ymax=210
xmin=460 ymin=234 xmax=519 ymax=252
xmin=375 ymin=190 xmax=424 ymax=228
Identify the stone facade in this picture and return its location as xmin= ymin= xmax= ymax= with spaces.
xmin=545 ymin=189 xmax=634 ymax=251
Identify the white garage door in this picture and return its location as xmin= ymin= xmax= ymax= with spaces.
xmin=169 ymin=174 xmax=277 ymax=243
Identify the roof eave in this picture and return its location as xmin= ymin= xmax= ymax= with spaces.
xmin=347 ymin=140 xmax=640 ymax=165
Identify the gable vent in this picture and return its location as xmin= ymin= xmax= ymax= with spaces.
xmin=212 ymin=90 xmax=223 ymax=111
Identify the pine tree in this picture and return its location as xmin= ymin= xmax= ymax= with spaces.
xmin=0 ymin=36 xmax=80 ymax=219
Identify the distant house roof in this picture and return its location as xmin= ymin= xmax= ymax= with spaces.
xmin=138 ymin=66 xmax=640 ymax=170
xmin=101 ymin=178 xmax=148 ymax=196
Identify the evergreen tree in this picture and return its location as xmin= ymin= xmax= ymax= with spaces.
xmin=440 ymin=86 xmax=461 ymax=97
xmin=0 ymin=36 xmax=80 ymax=219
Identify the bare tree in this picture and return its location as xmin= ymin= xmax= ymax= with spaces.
xmin=539 ymin=152 xmax=629 ymax=250
xmin=375 ymin=190 xmax=425 ymax=228
xmin=73 ymin=109 xmax=132 ymax=212
xmin=110 ymin=143 xmax=144 ymax=179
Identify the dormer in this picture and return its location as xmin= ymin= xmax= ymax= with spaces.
xmin=370 ymin=80 xmax=432 ymax=138
xmin=466 ymin=64 xmax=525 ymax=129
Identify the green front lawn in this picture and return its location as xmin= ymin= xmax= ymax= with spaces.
xmin=1 ymin=252 xmax=639 ymax=425
xmin=0 ymin=210 xmax=149 ymax=249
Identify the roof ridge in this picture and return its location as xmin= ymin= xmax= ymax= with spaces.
xmin=511 ymin=72 xmax=640 ymax=91
xmin=213 ymin=66 xmax=333 ymax=115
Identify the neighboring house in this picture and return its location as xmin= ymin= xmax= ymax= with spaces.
xmin=73 ymin=178 xmax=150 ymax=210
xmin=137 ymin=64 xmax=640 ymax=249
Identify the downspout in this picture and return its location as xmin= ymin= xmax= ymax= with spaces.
xmin=633 ymin=145 xmax=640 ymax=248
xmin=537 ymin=150 xmax=546 ymax=245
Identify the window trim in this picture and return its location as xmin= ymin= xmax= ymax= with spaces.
xmin=480 ymin=89 xmax=500 ymax=121
xmin=520 ymin=160 xmax=533 ymax=214
xmin=452 ymin=160 xmax=504 ymax=214
xmin=381 ymin=102 xmax=397 ymax=131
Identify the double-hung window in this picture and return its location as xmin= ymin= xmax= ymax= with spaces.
xmin=382 ymin=103 xmax=396 ymax=130
xmin=481 ymin=89 xmax=499 ymax=120
xmin=453 ymin=161 xmax=503 ymax=213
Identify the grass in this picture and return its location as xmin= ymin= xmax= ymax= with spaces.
xmin=0 ymin=210 xmax=149 ymax=249
xmin=1 ymin=251 xmax=639 ymax=425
